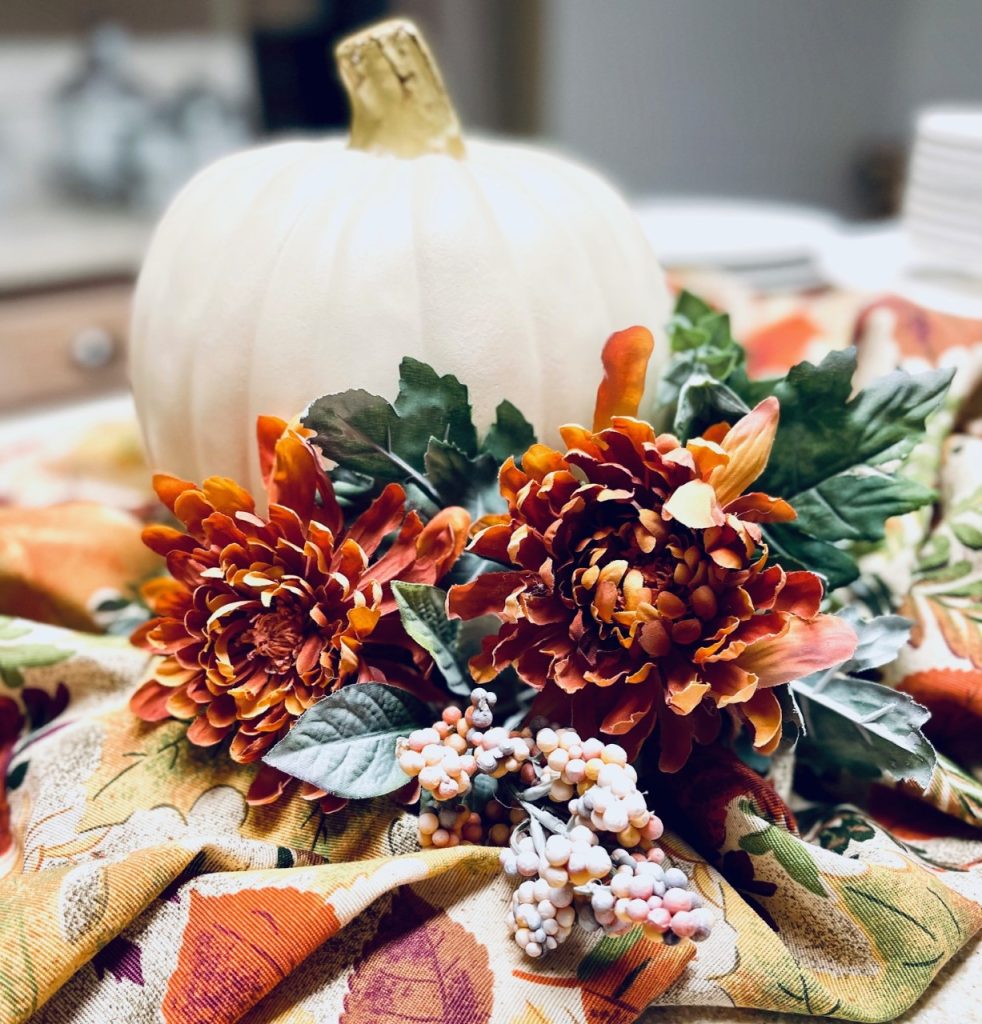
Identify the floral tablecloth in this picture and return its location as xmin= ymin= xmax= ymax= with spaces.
xmin=1 ymin=283 xmax=980 ymax=1024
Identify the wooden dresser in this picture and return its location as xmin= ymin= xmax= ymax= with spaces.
xmin=0 ymin=278 xmax=133 ymax=411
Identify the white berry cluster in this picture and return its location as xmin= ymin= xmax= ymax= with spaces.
xmin=396 ymin=689 xmax=714 ymax=958
xmin=507 ymin=876 xmax=576 ymax=959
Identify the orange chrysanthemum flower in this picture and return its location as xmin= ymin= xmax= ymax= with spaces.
xmin=449 ymin=328 xmax=857 ymax=770
xmin=130 ymin=416 xmax=469 ymax=806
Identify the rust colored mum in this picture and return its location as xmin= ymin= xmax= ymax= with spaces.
xmin=449 ymin=327 xmax=857 ymax=770
xmin=130 ymin=416 xmax=469 ymax=805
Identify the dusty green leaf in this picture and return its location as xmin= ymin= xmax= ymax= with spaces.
xmin=839 ymin=611 xmax=912 ymax=673
xmin=792 ymin=615 xmax=934 ymax=787
xmin=391 ymin=581 xmax=467 ymax=695
xmin=262 ymin=683 xmax=431 ymax=800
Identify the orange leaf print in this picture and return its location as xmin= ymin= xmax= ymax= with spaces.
xmin=164 ymin=885 xmax=340 ymax=1024
xmin=341 ymin=887 xmax=492 ymax=1024
xmin=514 ymin=930 xmax=694 ymax=1024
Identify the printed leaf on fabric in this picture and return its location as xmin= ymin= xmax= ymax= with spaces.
xmin=513 ymin=928 xmax=695 ymax=1024
xmin=164 ymin=886 xmax=340 ymax=1024
xmin=341 ymin=887 xmax=493 ymax=1024
xmin=262 ymin=683 xmax=431 ymax=800
xmin=0 ymin=640 xmax=73 ymax=689
xmin=739 ymin=819 xmax=826 ymax=897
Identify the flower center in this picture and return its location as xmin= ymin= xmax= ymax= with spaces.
xmin=242 ymin=606 xmax=306 ymax=674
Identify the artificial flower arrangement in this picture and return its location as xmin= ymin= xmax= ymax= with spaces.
xmin=127 ymin=290 xmax=952 ymax=961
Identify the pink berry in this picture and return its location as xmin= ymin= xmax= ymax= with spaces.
xmin=642 ymin=815 xmax=665 ymax=841
xmin=663 ymin=888 xmax=693 ymax=914
xmin=627 ymin=899 xmax=649 ymax=922
xmin=646 ymin=907 xmax=671 ymax=931
xmin=670 ymin=910 xmax=697 ymax=938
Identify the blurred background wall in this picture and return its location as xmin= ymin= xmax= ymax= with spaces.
xmin=536 ymin=0 xmax=982 ymax=215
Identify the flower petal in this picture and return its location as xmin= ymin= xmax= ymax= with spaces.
xmin=663 ymin=479 xmax=725 ymax=529
xmin=736 ymin=614 xmax=858 ymax=687
xmin=724 ymin=492 xmax=796 ymax=523
xmin=448 ymin=572 xmax=531 ymax=622
xmin=592 ymin=326 xmax=655 ymax=430
xmin=246 ymin=763 xmax=291 ymax=806
xmin=774 ymin=570 xmax=824 ymax=618
xmin=742 ymin=687 xmax=783 ymax=749
xmin=709 ymin=396 xmax=780 ymax=506
xmin=129 ymin=680 xmax=176 ymax=722
xmin=153 ymin=473 xmax=198 ymax=514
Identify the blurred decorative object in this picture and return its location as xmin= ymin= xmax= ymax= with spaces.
xmin=905 ymin=106 xmax=982 ymax=274
xmin=53 ymin=24 xmax=150 ymax=204
xmin=0 ymin=502 xmax=159 ymax=631
xmin=126 ymin=82 xmax=250 ymax=212
xmin=852 ymin=140 xmax=906 ymax=220
xmin=129 ymin=18 xmax=671 ymax=496
xmin=249 ymin=0 xmax=387 ymax=133
xmin=0 ymin=394 xmax=151 ymax=512
xmin=51 ymin=24 xmax=250 ymax=212
xmin=634 ymin=198 xmax=839 ymax=293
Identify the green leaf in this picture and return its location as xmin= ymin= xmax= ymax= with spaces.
xmin=6 ymin=761 xmax=28 ymax=791
xmin=790 ymin=470 xmax=937 ymax=543
xmin=672 ymin=289 xmax=715 ymax=329
xmin=424 ymin=438 xmax=500 ymax=512
xmin=743 ymin=351 xmax=952 ymax=583
xmin=756 ymin=351 xmax=953 ymax=500
xmin=0 ymin=643 xmax=73 ymax=689
xmin=262 ymin=682 xmax=432 ymax=800
xmin=423 ymin=438 xmax=473 ymax=501
xmin=792 ymin=615 xmax=935 ymax=788
xmin=391 ymin=582 xmax=468 ymax=696
xmin=303 ymin=389 xmax=408 ymax=483
xmin=651 ymin=291 xmax=746 ymax=430
xmin=674 ymin=373 xmax=750 ymax=441
xmin=761 ymin=521 xmax=860 ymax=589
xmin=739 ymin=823 xmax=826 ymax=897
xmin=304 ymin=359 xmax=536 ymax=524
xmin=483 ymin=400 xmax=536 ymax=463
xmin=652 ymin=292 xmax=951 ymax=586
xmin=394 ymin=357 xmax=479 ymax=458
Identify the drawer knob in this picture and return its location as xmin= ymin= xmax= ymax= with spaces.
xmin=71 ymin=326 xmax=117 ymax=369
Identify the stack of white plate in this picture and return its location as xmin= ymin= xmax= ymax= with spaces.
xmin=905 ymin=107 xmax=982 ymax=273
xmin=633 ymin=198 xmax=839 ymax=293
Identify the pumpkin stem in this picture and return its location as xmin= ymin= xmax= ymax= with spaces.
xmin=336 ymin=18 xmax=465 ymax=159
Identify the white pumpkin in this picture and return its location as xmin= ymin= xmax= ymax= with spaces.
xmin=130 ymin=19 xmax=671 ymax=495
